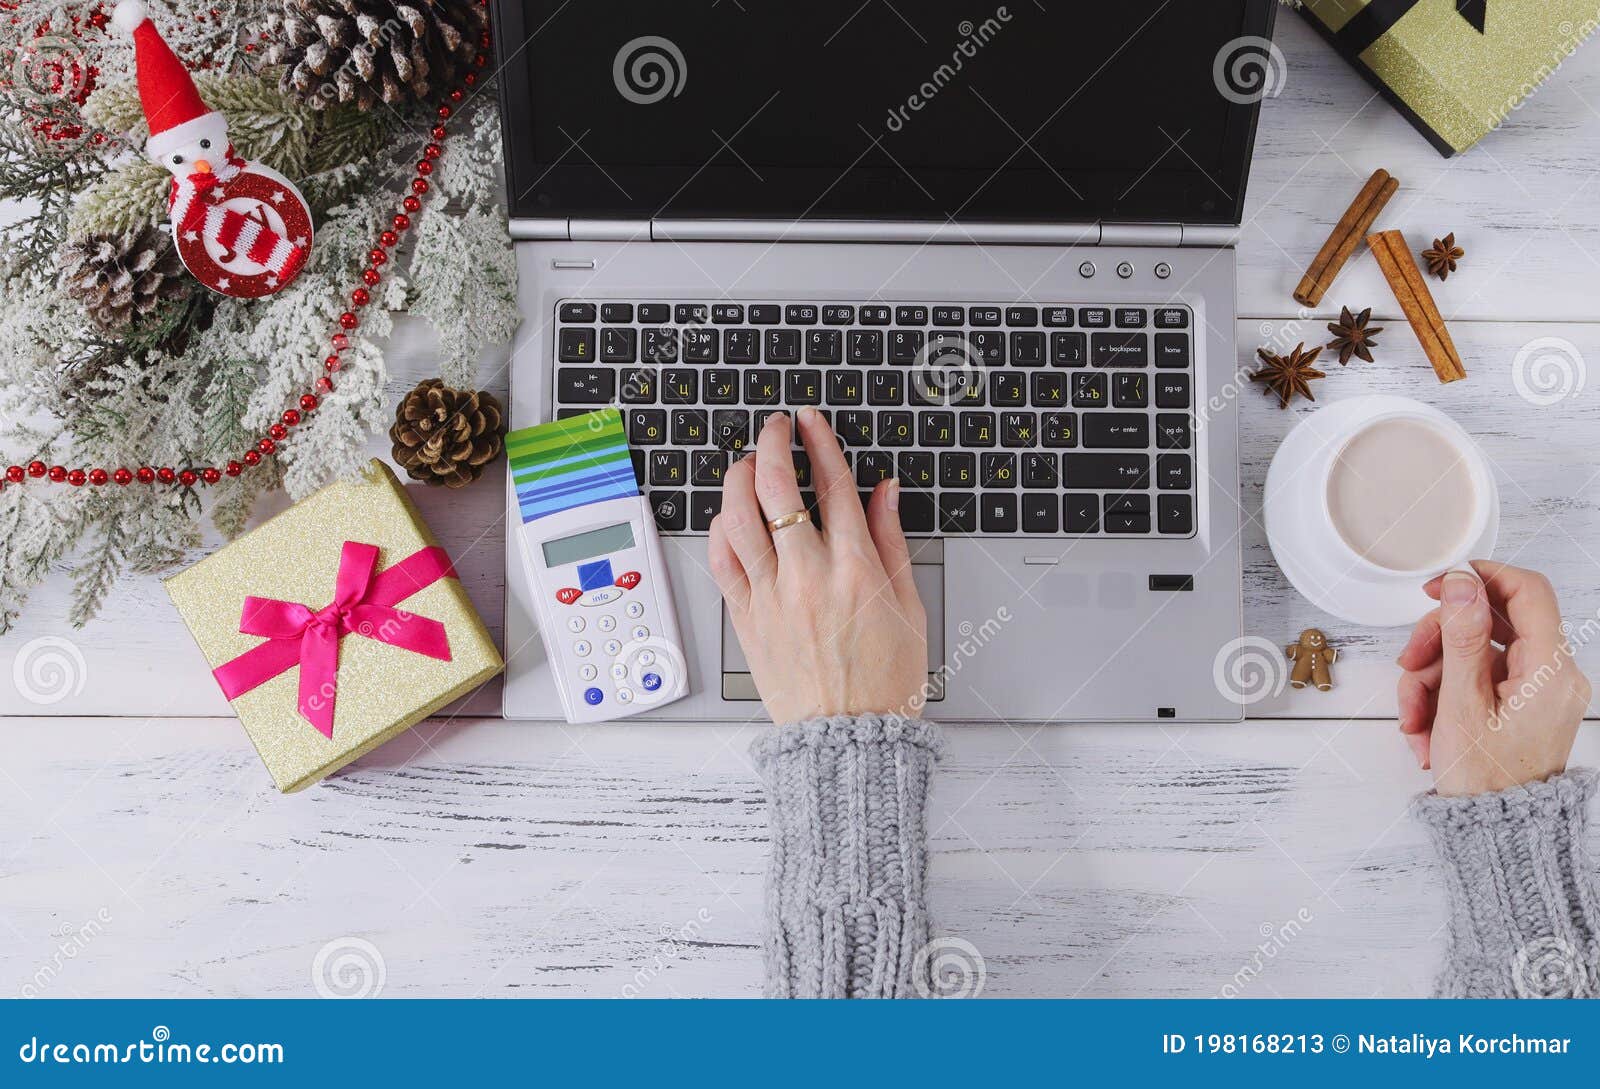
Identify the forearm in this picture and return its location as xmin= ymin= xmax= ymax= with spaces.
xmin=750 ymin=713 xmax=942 ymax=998
xmin=1415 ymin=768 xmax=1599 ymax=997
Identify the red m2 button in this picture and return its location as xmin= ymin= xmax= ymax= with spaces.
xmin=615 ymin=571 xmax=642 ymax=590
xmin=555 ymin=587 xmax=582 ymax=605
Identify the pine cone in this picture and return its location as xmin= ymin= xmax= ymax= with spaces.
xmin=58 ymin=227 xmax=188 ymax=330
xmin=264 ymin=0 xmax=489 ymax=111
xmin=390 ymin=378 xmax=505 ymax=487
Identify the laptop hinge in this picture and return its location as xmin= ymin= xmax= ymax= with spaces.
xmin=1179 ymin=224 xmax=1240 ymax=248
xmin=1099 ymin=222 xmax=1183 ymax=247
xmin=509 ymin=218 xmax=571 ymax=241
xmin=650 ymin=219 xmax=1101 ymax=246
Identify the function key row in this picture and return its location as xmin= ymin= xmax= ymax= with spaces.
xmin=559 ymin=302 xmax=1190 ymax=329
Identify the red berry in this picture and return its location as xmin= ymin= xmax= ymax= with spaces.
xmin=325 ymin=355 xmax=341 ymax=371
xmin=315 ymin=377 xmax=335 ymax=394
xmin=464 ymin=72 xmax=478 ymax=88
xmin=431 ymin=125 xmax=447 ymax=141
xmin=392 ymin=214 xmax=410 ymax=231
xmin=404 ymin=193 xmax=422 ymax=210
xmin=88 ymin=469 xmax=108 ymax=486
xmin=380 ymin=230 xmax=398 ymax=248
xmin=156 ymin=467 xmax=176 ymax=484
xmin=425 ymin=143 xmax=442 ymax=159
xmin=5 ymin=465 xmax=21 ymax=483
xmin=258 ymin=438 xmax=277 ymax=455
xmin=27 ymin=461 xmax=46 ymax=478
xmin=282 ymin=409 xmax=301 ymax=427
xmin=48 ymin=465 xmax=67 ymax=482
xmin=136 ymin=467 xmax=155 ymax=484
xmin=269 ymin=424 xmax=288 ymax=440
xmin=449 ymin=89 xmax=464 ymax=103
xmin=178 ymin=470 xmax=198 ymax=487
xmin=411 ymin=179 xmax=429 ymax=196
xmin=225 ymin=461 xmax=243 ymax=477
xmin=363 ymin=267 xmax=381 ymax=285
xmin=301 ymin=394 xmax=320 ymax=411
xmin=112 ymin=468 xmax=133 ymax=486
xmin=201 ymin=467 xmax=221 ymax=484
xmin=416 ymin=159 xmax=433 ymax=176
xmin=351 ymin=288 xmax=370 ymax=308
xmin=369 ymin=248 xmax=387 ymax=266
xmin=332 ymin=333 xmax=350 ymax=350
xmin=437 ymin=105 xmax=452 ymax=120
xmin=67 ymin=469 xmax=86 ymax=487
xmin=243 ymin=450 xmax=262 ymax=467
xmin=474 ymin=53 xmax=488 ymax=67
xmin=339 ymin=311 xmax=359 ymax=330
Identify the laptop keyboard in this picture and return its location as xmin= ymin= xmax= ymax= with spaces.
xmin=551 ymin=299 xmax=1197 ymax=537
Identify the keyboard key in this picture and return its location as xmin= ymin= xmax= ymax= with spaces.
xmin=981 ymin=494 xmax=1018 ymax=533
xmin=690 ymin=490 xmax=722 ymax=531
xmin=713 ymin=409 xmax=750 ymax=452
xmin=867 ymin=371 xmax=904 ymax=406
xmin=1051 ymin=331 xmax=1087 ymax=367
xmin=1064 ymin=494 xmax=1099 ymax=533
xmin=749 ymin=304 xmax=781 ymax=325
xmin=971 ymin=330 xmax=1005 ymax=365
xmin=1010 ymin=331 xmax=1045 ymax=367
xmin=619 ymin=368 xmax=657 ymax=404
xmin=1113 ymin=372 xmax=1148 ymax=408
xmin=649 ymin=449 xmax=687 ymax=486
xmin=558 ymin=327 xmax=595 ymax=363
xmin=1084 ymin=414 xmax=1149 ymax=448
xmin=764 ymin=329 xmax=800 ymax=364
xmin=968 ymin=306 xmax=1002 ymax=326
xmin=960 ymin=411 xmax=996 ymax=447
xmin=600 ymin=327 xmax=637 ymax=363
xmin=1021 ymin=451 xmax=1059 ymax=489
xmin=786 ymin=304 xmax=818 ymax=325
xmin=1022 ymin=493 xmax=1059 ymax=533
xmin=703 ymin=369 xmax=740 ymax=405
xmin=1154 ymin=332 xmax=1190 ymax=368
xmin=898 ymin=491 xmax=936 ymax=533
xmin=826 ymin=370 xmax=863 ymax=405
xmin=1114 ymin=307 xmax=1147 ymax=328
xmin=785 ymin=369 xmax=822 ymax=405
xmin=1105 ymin=493 xmax=1150 ymax=515
xmin=888 ymin=329 xmax=924 ymax=365
xmin=895 ymin=306 xmax=929 ymax=325
xmin=1157 ymin=454 xmax=1192 ymax=490
xmin=1032 ymin=372 xmax=1068 ymax=407
xmin=639 ymin=303 xmax=670 ymax=323
xmin=807 ymin=329 xmax=842 ymax=364
xmin=691 ymin=450 xmax=726 ymax=486
xmin=918 ymin=410 xmax=956 ymax=447
xmin=601 ymin=302 xmax=634 ymax=323
xmin=671 ymin=409 xmax=709 ymax=446
xmin=1071 ymin=373 xmax=1108 ymax=407
xmin=836 ymin=410 xmax=873 ymax=446
xmin=1043 ymin=306 xmax=1075 ymax=327
xmin=1063 ymin=453 xmax=1150 ymax=489
xmin=557 ymin=367 xmax=613 ymax=403
xmin=939 ymin=493 xmax=977 ymax=533
xmin=642 ymin=328 xmax=678 ymax=364
xmin=724 ymin=329 xmax=759 ymax=364
xmin=682 ymin=327 xmax=718 ymax=363
xmin=650 ymin=490 xmax=686 ymax=531
xmin=877 ymin=411 xmax=914 ymax=446
xmin=1158 ymin=494 xmax=1194 ymax=534
xmin=559 ymin=302 xmax=596 ymax=323
xmin=1155 ymin=373 xmax=1190 ymax=408
xmin=1005 ymin=306 xmax=1039 ymax=327
xmin=859 ymin=305 xmax=892 ymax=326
xmin=847 ymin=330 xmax=884 ymax=365
xmin=792 ymin=451 xmax=813 ymax=488
xmin=1079 ymin=307 xmax=1110 ymax=328
xmin=1092 ymin=332 xmax=1148 ymax=367
xmin=1106 ymin=512 xmax=1151 ymax=534
xmin=933 ymin=305 xmax=964 ymax=327
xmin=1155 ymin=414 xmax=1192 ymax=449
xmin=744 ymin=369 xmax=781 ymax=405
xmin=856 ymin=450 xmax=893 ymax=486
xmin=1000 ymin=411 xmax=1037 ymax=447
xmin=675 ymin=303 xmax=709 ymax=325
xmin=898 ymin=451 xmax=936 ymax=489
xmin=990 ymin=372 xmax=1026 ymax=406
xmin=981 ymin=452 xmax=1017 ymax=488
xmin=711 ymin=304 xmax=744 ymax=324
xmin=754 ymin=409 xmax=785 ymax=437
xmin=822 ymin=305 xmax=854 ymax=325
xmin=1042 ymin=411 xmax=1078 ymax=448
xmin=661 ymin=369 xmax=698 ymax=404
xmin=940 ymin=451 xmax=976 ymax=487
xmin=628 ymin=408 xmax=666 ymax=445
xmin=1154 ymin=307 xmax=1189 ymax=329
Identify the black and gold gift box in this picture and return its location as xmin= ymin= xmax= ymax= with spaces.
xmin=1300 ymin=0 xmax=1600 ymax=155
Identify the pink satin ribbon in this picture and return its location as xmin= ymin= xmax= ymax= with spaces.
xmin=212 ymin=541 xmax=456 ymax=738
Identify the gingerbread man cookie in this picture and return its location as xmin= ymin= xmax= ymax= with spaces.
xmin=1286 ymin=628 xmax=1337 ymax=692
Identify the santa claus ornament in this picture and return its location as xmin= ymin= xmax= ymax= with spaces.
xmin=112 ymin=1 xmax=313 ymax=299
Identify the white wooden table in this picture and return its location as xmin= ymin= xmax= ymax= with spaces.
xmin=4 ymin=17 xmax=1600 ymax=998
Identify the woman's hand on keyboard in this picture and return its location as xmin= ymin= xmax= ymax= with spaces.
xmin=1396 ymin=562 xmax=1589 ymax=795
xmin=709 ymin=406 xmax=929 ymax=726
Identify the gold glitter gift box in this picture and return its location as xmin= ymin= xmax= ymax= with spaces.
xmin=165 ymin=460 xmax=503 ymax=793
xmin=1300 ymin=0 xmax=1600 ymax=156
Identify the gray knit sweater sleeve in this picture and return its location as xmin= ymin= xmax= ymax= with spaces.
xmin=1414 ymin=767 xmax=1599 ymax=998
xmin=749 ymin=713 xmax=942 ymax=998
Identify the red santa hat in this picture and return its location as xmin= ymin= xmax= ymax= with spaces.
xmin=111 ymin=1 xmax=226 ymax=163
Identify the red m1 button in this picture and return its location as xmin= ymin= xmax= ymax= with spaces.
xmin=555 ymin=587 xmax=582 ymax=605
xmin=615 ymin=571 xmax=642 ymax=590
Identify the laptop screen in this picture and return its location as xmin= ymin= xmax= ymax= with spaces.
xmin=492 ymin=1 xmax=1275 ymax=226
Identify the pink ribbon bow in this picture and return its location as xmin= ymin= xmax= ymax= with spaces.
xmin=212 ymin=541 xmax=456 ymax=738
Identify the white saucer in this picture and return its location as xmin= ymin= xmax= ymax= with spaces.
xmin=1263 ymin=395 xmax=1499 ymax=628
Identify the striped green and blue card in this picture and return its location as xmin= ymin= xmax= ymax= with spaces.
xmin=507 ymin=409 xmax=638 ymax=523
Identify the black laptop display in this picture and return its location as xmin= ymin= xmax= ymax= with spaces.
xmin=493 ymin=1 xmax=1275 ymax=225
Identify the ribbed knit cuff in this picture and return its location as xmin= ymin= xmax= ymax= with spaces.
xmin=1415 ymin=767 xmax=1600 ymax=998
xmin=750 ymin=714 xmax=943 ymax=998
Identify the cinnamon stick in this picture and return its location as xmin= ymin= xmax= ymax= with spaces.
xmin=1293 ymin=169 xmax=1399 ymax=307
xmin=1366 ymin=229 xmax=1466 ymax=383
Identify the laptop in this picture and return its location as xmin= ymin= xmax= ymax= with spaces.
xmin=496 ymin=1 xmax=1275 ymax=723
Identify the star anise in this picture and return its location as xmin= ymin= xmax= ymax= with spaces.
xmin=1325 ymin=306 xmax=1383 ymax=365
xmin=1252 ymin=343 xmax=1326 ymax=408
xmin=1422 ymin=233 xmax=1463 ymax=280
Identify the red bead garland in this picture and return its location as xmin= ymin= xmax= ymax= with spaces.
xmin=14 ymin=37 xmax=491 ymax=491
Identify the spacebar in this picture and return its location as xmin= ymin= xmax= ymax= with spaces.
xmin=1061 ymin=453 xmax=1150 ymax=489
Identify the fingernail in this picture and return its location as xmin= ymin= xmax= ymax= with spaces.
xmin=886 ymin=480 xmax=900 ymax=512
xmin=1442 ymin=569 xmax=1480 ymax=605
xmin=798 ymin=406 xmax=819 ymax=425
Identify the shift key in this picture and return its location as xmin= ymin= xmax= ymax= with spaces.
xmin=1062 ymin=453 xmax=1149 ymax=489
